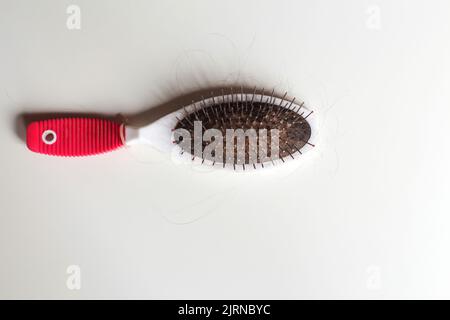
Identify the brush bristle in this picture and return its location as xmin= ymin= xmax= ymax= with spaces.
xmin=174 ymin=90 xmax=313 ymax=168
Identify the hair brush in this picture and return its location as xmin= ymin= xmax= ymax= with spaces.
xmin=26 ymin=88 xmax=316 ymax=171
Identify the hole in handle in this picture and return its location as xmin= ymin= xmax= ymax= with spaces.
xmin=42 ymin=130 xmax=57 ymax=145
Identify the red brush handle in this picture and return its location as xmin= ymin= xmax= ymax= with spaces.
xmin=26 ymin=117 xmax=125 ymax=156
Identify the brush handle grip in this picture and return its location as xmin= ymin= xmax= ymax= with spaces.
xmin=26 ymin=117 xmax=125 ymax=156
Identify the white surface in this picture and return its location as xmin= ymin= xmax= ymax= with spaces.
xmin=1 ymin=0 xmax=450 ymax=299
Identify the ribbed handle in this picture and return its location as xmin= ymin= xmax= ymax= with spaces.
xmin=26 ymin=117 xmax=125 ymax=156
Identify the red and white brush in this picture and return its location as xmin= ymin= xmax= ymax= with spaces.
xmin=26 ymin=89 xmax=316 ymax=171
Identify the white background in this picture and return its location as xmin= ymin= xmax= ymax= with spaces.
xmin=1 ymin=0 xmax=450 ymax=299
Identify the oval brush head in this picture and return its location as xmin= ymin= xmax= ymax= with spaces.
xmin=172 ymin=88 xmax=315 ymax=171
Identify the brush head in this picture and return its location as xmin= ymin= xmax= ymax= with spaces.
xmin=172 ymin=89 xmax=315 ymax=170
